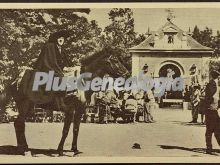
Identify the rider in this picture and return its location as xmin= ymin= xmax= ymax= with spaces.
xmin=33 ymin=30 xmax=70 ymax=111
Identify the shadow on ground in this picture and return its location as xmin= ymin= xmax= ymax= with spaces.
xmin=0 ymin=145 xmax=21 ymax=155
xmin=0 ymin=145 xmax=82 ymax=157
xmin=159 ymin=145 xmax=220 ymax=156
xmin=170 ymin=121 xmax=206 ymax=127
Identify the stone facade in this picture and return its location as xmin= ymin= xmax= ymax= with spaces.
xmin=130 ymin=21 xmax=213 ymax=86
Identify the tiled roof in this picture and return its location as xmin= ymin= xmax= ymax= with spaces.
xmin=130 ymin=21 xmax=213 ymax=52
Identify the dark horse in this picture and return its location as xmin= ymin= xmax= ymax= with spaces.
xmin=0 ymin=47 xmax=130 ymax=156
xmin=0 ymin=69 xmax=86 ymax=156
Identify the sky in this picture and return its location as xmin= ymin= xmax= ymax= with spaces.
xmin=88 ymin=8 xmax=220 ymax=35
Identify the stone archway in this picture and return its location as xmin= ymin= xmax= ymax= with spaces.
xmin=156 ymin=61 xmax=185 ymax=101
xmin=159 ymin=64 xmax=181 ymax=79
xmin=155 ymin=60 xmax=185 ymax=78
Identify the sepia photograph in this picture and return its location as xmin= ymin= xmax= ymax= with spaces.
xmin=0 ymin=3 xmax=220 ymax=163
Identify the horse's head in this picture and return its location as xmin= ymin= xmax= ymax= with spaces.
xmin=81 ymin=47 xmax=131 ymax=79
xmin=105 ymin=54 xmax=130 ymax=78
xmin=80 ymin=47 xmax=131 ymax=103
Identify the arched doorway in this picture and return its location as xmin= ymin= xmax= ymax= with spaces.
xmin=158 ymin=63 xmax=183 ymax=102
xmin=159 ymin=64 xmax=181 ymax=79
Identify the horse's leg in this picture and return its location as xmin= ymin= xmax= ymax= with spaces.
xmin=71 ymin=110 xmax=82 ymax=154
xmin=14 ymin=100 xmax=30 ymax=155
xmin=57 ymin=111 xmax=73 ymax=156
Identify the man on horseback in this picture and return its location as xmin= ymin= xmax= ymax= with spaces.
xmin=33 ymin=30 xmax=70 ymax=112
xmin=6 ymin=30 xmax=87 ymax=156
xmin=33 ymin=30 xmax=85 ymax=155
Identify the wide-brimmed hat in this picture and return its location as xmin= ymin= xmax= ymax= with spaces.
xmin=48 ymin=30 xmax=70 ymax=42
xmin=211 ymin=70 xmax=220 ymax=79
xmin=132 ymin=143 xmax=141 ymax=149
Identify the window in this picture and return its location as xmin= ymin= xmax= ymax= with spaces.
xmin=168 ymin=35 xmax=174 ymax=44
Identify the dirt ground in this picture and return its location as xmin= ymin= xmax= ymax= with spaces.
xmin=0 ymin=108 xmax=220 ymax=162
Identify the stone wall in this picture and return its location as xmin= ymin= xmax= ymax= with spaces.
xmin=132 ymin=52 xmax=211 ymax=86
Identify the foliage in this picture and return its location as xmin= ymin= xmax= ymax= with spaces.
xmin=192 ymin=25 xmax=220 ymax=79
xmin=192 ymin=25 xmax=220 ymax=58
xmin=104 ymin=8 xmax=145 ymax=71
xmin=0 ymin=9 xmax=103 ymax=90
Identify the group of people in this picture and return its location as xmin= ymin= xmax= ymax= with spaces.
xmin=185 ymin=69 xmax=220 ymax=154
xmin=86 ymin=64 xmax=157 ymax=124
xmin=183 ymin=83 xmax=206 ymax=124
xmin=88 ymin=87 xmax=157 ymax=124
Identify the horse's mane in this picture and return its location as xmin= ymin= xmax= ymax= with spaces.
xmin=80 ymin=47 xmax=130 ymax=78
xmin=81 ymin=48 xmax=108 ymax=65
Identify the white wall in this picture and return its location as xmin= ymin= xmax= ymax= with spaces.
xmin=131 ymin=52 xmax=211 ymax=86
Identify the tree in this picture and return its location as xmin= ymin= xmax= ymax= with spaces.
xmin=104 ymin=8 xmax=145 ymax=71
xmin=104 ymin=8 xmax=136 ymax=49
xmin=192 ymin=26 xmax=219 ymax=57
xmin=0 ymin=9 xmax=102 ymax=90
xmin=211 ymin=30 xmax=220 ymax=58
xmin=200 ymin=27 xmax=213 ymax=48
xmin=134 ymin=34 xmax=146 ymax=46
xmin=192 ymin=25 xmax=201 ymax=43
xmin=192 ymin=25 xmax=220 ymax=78
xmin=192 ymin=26 xmax=213 ymax=48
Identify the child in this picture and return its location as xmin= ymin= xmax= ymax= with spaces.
xmin=135 ymin=91 xmax=145 ymax=122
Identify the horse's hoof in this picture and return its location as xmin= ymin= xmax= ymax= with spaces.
xmin=17 ymin=150 xmax=25 ymax=155
xmin=24 ymin=151 xmax=32 ymax=157
xmin=17 ymin=147 xmax=29 ymax=155
xmin=73 ymin=150 xmax=82 ymax=156
xmin=18 ymin=151 xmax=32 ymax=156
xmin=18 ymin=145 xmax=29 ymax=150
xmin=57 ymin=150 xmax=64 ymax=156
xmin=71 ymin=146 xmax=76 ymax=151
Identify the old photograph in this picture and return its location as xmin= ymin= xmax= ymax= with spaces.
xmin=0 ymin=3 xmax=220 ymax=163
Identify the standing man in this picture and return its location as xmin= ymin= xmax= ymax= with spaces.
xmin=189 ymin=85 xmax=201 ymax=123
xmin=140 ymin=64 xmax=155 ymax=123
xmin=204 ymin=70 xmax=220 ymax=154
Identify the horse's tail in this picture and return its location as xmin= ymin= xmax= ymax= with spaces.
xmin=0 ymin=78 xmax=17 ymax=111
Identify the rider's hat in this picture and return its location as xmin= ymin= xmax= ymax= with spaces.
xmin=211 ymin=70 xmax=220 ymax=79
xmin=48 ymin=30 xmax=70 ymax=43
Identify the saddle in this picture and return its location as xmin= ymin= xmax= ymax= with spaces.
xmin=14 ymin=69 xmax=56 ymax=104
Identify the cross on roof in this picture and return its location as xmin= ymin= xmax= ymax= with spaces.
xmin=165 ymin=9 xmax=175 ymax=22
